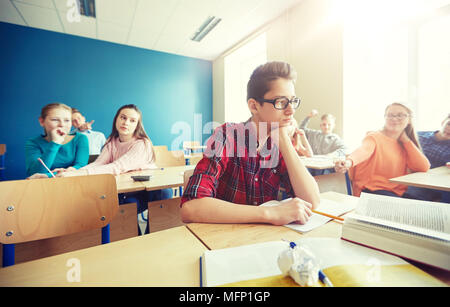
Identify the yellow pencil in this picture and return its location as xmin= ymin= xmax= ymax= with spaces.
xmin=312 ymin=210 xmax=345 ymax=221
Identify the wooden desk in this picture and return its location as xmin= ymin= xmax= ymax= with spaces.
xmin=389 ymin=166 xmax=450 ymax=192
xmin=0 ymin=226 xmax=207 ymax=286
xmin=186 ymin=192 xmax=449 ymax=285
xmin=186 ymin=192 xmax=355 ymax=250
xmin=115 ymin=165 xmax=196 ymax=193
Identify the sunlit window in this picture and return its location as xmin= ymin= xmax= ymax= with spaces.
xmin=224 ymin=33 xmax=267 ymax=123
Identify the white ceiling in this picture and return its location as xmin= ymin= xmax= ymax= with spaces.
xmin=0 ymin=0 xmax=304 ymax=60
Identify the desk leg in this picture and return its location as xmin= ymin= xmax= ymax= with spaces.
xmin=2 ymin=244 xmax=14 ymax=267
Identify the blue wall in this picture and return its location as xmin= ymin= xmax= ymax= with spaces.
xmin=0 ymin=22 xmax=212 ymax=180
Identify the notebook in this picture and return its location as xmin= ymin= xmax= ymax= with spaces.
xmin=200 ymin=238 xmax=445 ymax=287
xmin=260 ymin=198 xmax=355 ymax=233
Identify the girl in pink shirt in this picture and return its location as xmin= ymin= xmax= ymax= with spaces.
xmin=60 ymin=104 xmax=172 ymax=234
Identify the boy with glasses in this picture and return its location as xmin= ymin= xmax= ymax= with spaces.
xmin=181 ymin=62 xmax=320 ymax=225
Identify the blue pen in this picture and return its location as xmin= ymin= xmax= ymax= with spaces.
xmin=319 ymin=270 xmax=334 ymax=287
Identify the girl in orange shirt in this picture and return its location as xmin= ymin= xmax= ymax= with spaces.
xmin=335 ymin=103 xmax=430 ymax=198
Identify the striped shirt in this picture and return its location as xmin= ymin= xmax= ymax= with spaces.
xmin=418 ymin=131 xmax=450 ymax=169
xmin=181 ymin=121 xmax=295 ymax=206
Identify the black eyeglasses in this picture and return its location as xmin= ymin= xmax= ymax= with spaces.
xmin=259 ymin=97 xmax=301 ymax=110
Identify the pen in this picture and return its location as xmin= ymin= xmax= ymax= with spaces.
xmin=37 ymin=158 xmax=56 ymax=178
xmin=319 ymin=270 xmax=334 ymax=287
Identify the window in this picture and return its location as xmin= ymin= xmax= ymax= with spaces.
xmin=224 ymin=33 xmax=267 ymax=123
xmin=341 ymin=0 xmax=450 ymax=150
xmin=416 ymin=9 xmax=450 ymax=130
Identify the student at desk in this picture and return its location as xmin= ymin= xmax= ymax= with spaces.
xmin=406 ymin=114 xmax=450 ymax=202
xmin=59 ymin=104 xmax=172 ymax=234
xmin=26 ymin=103 xmax=89 ymax=179
xmin=335 ymin=102 xmax=430 ymax=198
xmin=181 ymin=61 xmax=320 ymax=226
xmin=299 ymin=110 xmax=348 ymax=175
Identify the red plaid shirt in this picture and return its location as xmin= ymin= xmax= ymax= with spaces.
xmin=181 ymin=121 xmax=294 ymax=206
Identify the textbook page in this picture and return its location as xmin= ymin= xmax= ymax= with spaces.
xmin=260 ymin=198 xmax=356 ymax=233
xmin=356 ymin=193 xmax=450 ymax=238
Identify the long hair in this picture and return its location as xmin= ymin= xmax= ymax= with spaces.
xmin=385 ymin=102 xmax=421 ymax=149
xmin=105 ymin=104 xmax=155 ymax=161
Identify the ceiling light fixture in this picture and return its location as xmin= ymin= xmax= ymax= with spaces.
xmin=78 ymin=0 xmax=96 ymax=18
xmin=191 ymin=16 xmax=222 ymax=42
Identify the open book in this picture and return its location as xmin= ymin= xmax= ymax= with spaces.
xmin=200 ymin=238 xmax=444 ymax=287
xmin=341 ymin=193 xmax=450 ymax=271
xmin=260 ymin=198 xmax=355 ymax=233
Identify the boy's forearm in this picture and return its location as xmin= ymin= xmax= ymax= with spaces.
xmin=180 ymin=197 xmax=269 ymax=224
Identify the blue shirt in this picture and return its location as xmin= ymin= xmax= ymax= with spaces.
xmin=418 ymin=131 xmax=450 ymax=169
xmin=25 ymin=132 xmax=89 ymax=177
xmin=75 ymin=129 xmax=106 ymax=155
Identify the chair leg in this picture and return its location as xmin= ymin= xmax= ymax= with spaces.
xmin=101 ymin=224 xmax=110 ymax=244
xmin=345 ymin=172 xmax=352 ymax=196
xmin=2 ymin=244 xmax=15 ymax=267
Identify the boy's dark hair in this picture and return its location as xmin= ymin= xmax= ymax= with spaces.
xmin=247 ymin=61 xmax=297 ymax=102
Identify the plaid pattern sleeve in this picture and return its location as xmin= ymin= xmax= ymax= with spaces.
xmin=181 ymin=122 xmax=296 ymax=206
xmin=418 ymin=131 xmax=450 ymax=169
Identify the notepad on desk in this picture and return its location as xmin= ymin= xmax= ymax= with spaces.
xmin=200 ymin=238 xmax=444 ymax=287
xmin=260 ymin=198 xmax=355 ymax=233
xmin=342 ymin=193 xmax=450 ymax=271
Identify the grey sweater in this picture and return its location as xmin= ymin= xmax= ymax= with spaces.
xmin=299 ymin=117 xmax=348 ymax=156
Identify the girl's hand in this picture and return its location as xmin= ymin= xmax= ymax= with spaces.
xmin=334 ymin=158 xmax=352 ymax=173
xmin=399 ymin=131 xmax=411 ymax=143
xmin=28 ymin=173 xmax=48 ymax=179
xmin=78 ymin=120 xmax=94 ymax=132
xmin=49 ymin=128 xmax=67 ymax=144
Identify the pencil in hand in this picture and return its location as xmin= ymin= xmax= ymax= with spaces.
xmin=37 ymin=158 xmax=56 ymax=178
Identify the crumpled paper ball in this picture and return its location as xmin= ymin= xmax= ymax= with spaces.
xmin=277 ymin=242 xmax=320 ymax=286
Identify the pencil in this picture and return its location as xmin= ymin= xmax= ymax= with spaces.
xmin=37 ymin=158 xmax=56 ymax=178
xmin=312 ymin=210 xmax=345 ymax=221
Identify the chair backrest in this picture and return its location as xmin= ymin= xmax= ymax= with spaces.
xmin=0 ymin=175 xmax=118 ymax=245
xmin=314 ymin=172 xmax=349 ymax=195
xmin=183 ymin=169 xmax=195 ymax=191
xmin=188 ymin=153 xmax=204 ymax=165
xmin=154 ymin=145 xmax=185 ymax=167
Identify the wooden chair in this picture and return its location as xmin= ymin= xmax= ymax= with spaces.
xmin=154 ymin=146 xmax=185 ymax=167
xmin=183 ymin=168 xmax=195 ymax=191
xmin=187 ymin=153 xmax=203 ymax=166
xmin=314 ymin=172 xmax=352 ymax=195
xmin=0 ymin=174 xmax=118 ymax=267
xmin=0 ymin=144 xmax=5 ymax=181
